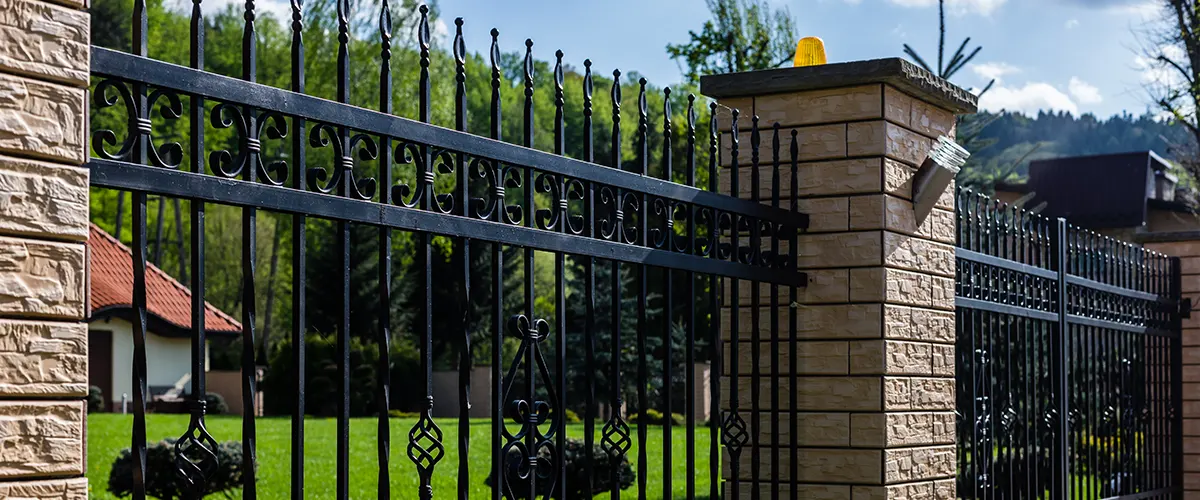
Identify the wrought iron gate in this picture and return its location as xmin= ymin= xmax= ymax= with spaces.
xmin=954 ymin=190 xmax=1185 ymax=499
xmin=87 ymin=0 xmax=810 ymax=498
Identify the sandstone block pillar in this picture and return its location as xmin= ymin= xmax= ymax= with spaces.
xmin=0 ymin=0 xmax=90 ymax=495
xmin=702 ymin=58 xmax=976 ymax=500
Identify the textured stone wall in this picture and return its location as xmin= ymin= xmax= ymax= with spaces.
xmin=0 ymin=0 xmax=90 ymax=493
xmin=714 ymin=82 xmax=961 ymax=500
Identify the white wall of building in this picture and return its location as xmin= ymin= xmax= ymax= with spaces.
xmin=90 ymin=317 xmax=198 ymax=403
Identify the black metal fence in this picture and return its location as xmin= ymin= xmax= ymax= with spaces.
xmin=87 ymin=0 xmax=811 ymax=498
xmin=954 ymin=189 xmax=1184 ymax=499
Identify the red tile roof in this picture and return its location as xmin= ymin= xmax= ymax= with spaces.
xmin=89 ymin=224 xmax=242 ymax=335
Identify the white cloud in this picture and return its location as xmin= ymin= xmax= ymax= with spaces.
xmin=1053 ymin=0 xmax=1159 ymax=16
xmin=1068 ymin=77 xmax=1103 ymax=105
xmin=1065 ymin=19 xmax=1079 ymax=29
xmin=979 ymin=82 xmax=1079 ymax=115
xmin=970 ymin=62 xmax=1020 ymax=84
xmin=1134 ymin=45 xmax=1187 ymax=86
xmin=1135 ymin=56 xmax=1176 ymax=85
xmin=1115 ymin=1 xmax=1162 ymax=18
xmin=432 ymin=18 xmax=450 ymax=44
xmin=1134 ymin=46 xmax=1192 ymax=120
xmin=885 ymin=0 xmax=1007 ymax=16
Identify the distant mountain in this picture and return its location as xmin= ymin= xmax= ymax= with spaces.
xmin=957 ymin=110 xmax=1194 ymax=190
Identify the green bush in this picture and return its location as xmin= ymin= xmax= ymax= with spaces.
xmin=485 ymin=437 xmax=634 ymax=499
xmin=88 ymin=386 xmax=105 ymax=413
xmin=1075 ymin=431 xmax=1143 ymax=475
xmin=628 ymin=409 xmax=685 ymax=427
xmin=388 ymin=410 xmax=419 ymax=419
xmin=564 ymin=408 xmax=582 ymax=424
xmin=108 ymin=438 xmax=251 ymax=499
xmin=204 ymin=393 xmax=228 ymax=415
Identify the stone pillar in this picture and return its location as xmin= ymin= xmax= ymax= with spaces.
xmin=0 ymin=0 xmax=90 ymax=495
xmin=702 ymin=58 xmax=976 ymax=500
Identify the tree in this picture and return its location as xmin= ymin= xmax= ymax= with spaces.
xmin=900 ymin=0 xmax=1009 ymax=190
xmin=902 ymin=0 xmax=993 ymax=95
xmin=949 ymin=109 xmax=1192 ymax=191
xmin=1141 ymin=0 xmax=1200 ymax=179
xmin=666 ymin=0 xmax=798 ymax=83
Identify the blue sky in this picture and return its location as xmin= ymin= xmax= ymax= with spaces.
xmin=429 ymin=0 xmax=1169 ymax=119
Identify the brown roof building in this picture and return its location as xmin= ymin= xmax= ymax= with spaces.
xmin=86 ymin=224 xmax=244 ymax=412
xmin=88 ymin=223 xmax=241 ymax=335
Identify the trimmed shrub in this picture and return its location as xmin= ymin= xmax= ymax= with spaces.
xmin=485 ymin=437 xmax=634 ymax=500
xmin=564 ymin=408 xmax=582 ymax=424
xmin=628 ymin=409 xmax=685 ymax=427
xmin=108 ymin=438 xmax=251 ymax=499
xmin=388 ymin=410 xmax=419 ymax=419
xmin=204 ymin=393 xmax=228 ymax=415
xmin=88 ymin=386 xmax=105 ymax=413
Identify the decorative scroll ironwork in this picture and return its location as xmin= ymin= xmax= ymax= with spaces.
xmin=307 ymin=122 xmax=376 ymax=200
xmin=174 ymin=400 xmax=219 ymax=489
xmin=86 ymin=2 xmax=815 ymax=499
xmin=407 ymin=398 xmax=446 ymax=497
xmin=93 ymin=80 xmax=184 ymax=169
xmin=498 ymin=314 xmax=560 ymax=500
xmin=209 ymin=104 xmax=289 ymax=184
xmin=88 ymin=69 xmax=799 ymax=279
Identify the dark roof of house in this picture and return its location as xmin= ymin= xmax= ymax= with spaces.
xmin=89 ymin=224 xmax=241 ymax=336
xmin=1024 ymin=151 xmax=1172 ymax=228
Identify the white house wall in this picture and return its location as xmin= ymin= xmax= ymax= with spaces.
xmin=92 ymin=317 xmax=196 ymax=404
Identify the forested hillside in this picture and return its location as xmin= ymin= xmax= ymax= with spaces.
xmin=957 ymin=110 xmax=1193 ymax=189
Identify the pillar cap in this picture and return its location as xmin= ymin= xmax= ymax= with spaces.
xmin=700 ymin=57 xmax=978 ymax=115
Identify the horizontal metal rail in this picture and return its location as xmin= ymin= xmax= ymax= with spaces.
xmin=90 ymin=159 xmax=807 ymax=287
xmin=955 ymin=296 xmax=1058 ymax=322
xmin=1064 ymin=273 xmax=1166 ymax=303
xmin=956 ymin=297 xmax=1177 ymax=337
xmin=91 ymin=47 xmax=806 ymax=231
xmin=955 ymin=248 xmax=1059 ymax=280
xmin=1066 ymin=314 xmax=1178 ymax=338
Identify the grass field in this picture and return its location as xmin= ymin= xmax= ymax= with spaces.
xmin=88 ymin=414 xmax=715 ymax=499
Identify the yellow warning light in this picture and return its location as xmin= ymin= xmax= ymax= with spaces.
xmin=793 ymin=37 xmax=827 ymax=67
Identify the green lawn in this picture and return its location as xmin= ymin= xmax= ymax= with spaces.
xmin=88 ymin=414 xmax=714 ymax=499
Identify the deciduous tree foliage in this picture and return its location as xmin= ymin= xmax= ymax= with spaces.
xmin=665 ymin=0 xmax=798 ymax=83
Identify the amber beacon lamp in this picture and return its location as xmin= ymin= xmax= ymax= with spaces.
xmin=793 ymin=37 xmax=827 ymax=67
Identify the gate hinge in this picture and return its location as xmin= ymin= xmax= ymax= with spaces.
xmin=1183 ymin=297 xmax=1193 ymax=319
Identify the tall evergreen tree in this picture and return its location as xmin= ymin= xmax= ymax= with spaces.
xmin=902 ymin=0 xmax=992 ymax=95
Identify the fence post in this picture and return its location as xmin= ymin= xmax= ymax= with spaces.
xmin=1054 ymin=217 xmax=1070 ymax=500
xmin=1171 ymin=256 xmax=1185 ymax=500
xmin=701 ymin=59 xmax=977 ymax=499
xmin=0 ymin=0 xmax=90 ymax=495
